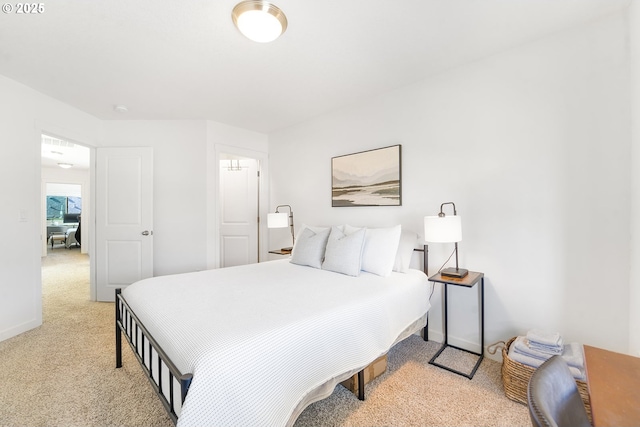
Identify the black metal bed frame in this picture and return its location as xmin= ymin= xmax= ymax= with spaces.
xmin=115 ymin=289 xmax=193 ymax=424
xmin=114 ymin=245 xmax=428 ymax=424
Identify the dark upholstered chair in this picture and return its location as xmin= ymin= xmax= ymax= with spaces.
xmin=527 ymin=355 xmax=591 ymax=427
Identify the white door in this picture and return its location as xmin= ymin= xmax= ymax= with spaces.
xmin=219 ymin=158 xmax=259 ymax=267
xmin=95 ymin=147 xmax=153 ymax=301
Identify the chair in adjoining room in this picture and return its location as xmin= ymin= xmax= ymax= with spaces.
xmin=65 ymin=228 xmax=79 ymax=248
xmin=527 ymin=355 xmax=591 ymax=427
xmin=64 ymin=216 xmax=81 ymax=248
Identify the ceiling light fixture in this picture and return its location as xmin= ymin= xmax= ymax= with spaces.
xmin=232 ymin=1 xmax=287 ymax=43
xmin=114 ymin=105 xmax=128 ymax=113
xmin=58 ymin=163 xmax=73 ymax=169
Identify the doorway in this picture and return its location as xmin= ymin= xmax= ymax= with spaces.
xmin=41 ymin=134 xmax=91 ymax=298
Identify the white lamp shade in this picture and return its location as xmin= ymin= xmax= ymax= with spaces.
xmin=267 ymin=212 xmax=288 ymax=228
xmin=424 ymin=215 xmax=462 ymax=243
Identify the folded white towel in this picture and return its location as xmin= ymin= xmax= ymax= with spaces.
xmin=512 ymin=336 xmax=585 ymax=368
xmin=561 ymin=342 xmax=585 ymax=370
xmin=526 ymin=329 xmax=563 ymax=347
xmin=512 ymin=336 xmax=553 ymax=360
xmin=528 ymin=340 xmax=563 ymax=356
xmin=508 ymin=340 xmax=585 ymax=380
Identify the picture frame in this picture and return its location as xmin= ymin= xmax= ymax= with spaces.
xmin=331 ymin=144 xmax=402 ymax=207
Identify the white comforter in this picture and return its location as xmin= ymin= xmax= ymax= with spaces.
xmin=122 ymin=259 xmax=429 ymax=427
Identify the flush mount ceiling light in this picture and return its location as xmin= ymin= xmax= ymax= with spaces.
xmin=58 ymin=163 xmax=73 ymax=169
xmin=232 ymin=1 xmax=287 ymax=43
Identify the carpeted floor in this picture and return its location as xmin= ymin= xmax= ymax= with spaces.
xmin=0 ymin=249 xmax=530 ymax=426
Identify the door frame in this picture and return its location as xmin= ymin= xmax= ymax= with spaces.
xmin=208 ymin=144 xmax=269 ymax=269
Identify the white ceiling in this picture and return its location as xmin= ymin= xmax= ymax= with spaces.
xmin=41 ymin=135 xmax=90 ymax=170
xmin=0 ymin=0 xmax=631 ymax=134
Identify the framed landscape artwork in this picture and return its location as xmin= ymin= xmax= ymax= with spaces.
xmin=331 ymin=144 xmax=402 ymax=207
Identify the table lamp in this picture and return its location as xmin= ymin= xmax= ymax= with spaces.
xmin=424 ymin=202 xmax=468 ymax=278
xmin=267 ymin=204 xmax=294 ymax=251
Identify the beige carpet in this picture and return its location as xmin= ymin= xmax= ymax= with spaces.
xmin=0 ymin=249 xmax=530 ymax=427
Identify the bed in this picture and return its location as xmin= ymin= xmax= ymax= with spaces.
xmin=115 ymin=225 xmax=430 ymax=427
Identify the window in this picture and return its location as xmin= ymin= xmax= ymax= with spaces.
xmin=46 ymin=196 xmax=82 ymax=222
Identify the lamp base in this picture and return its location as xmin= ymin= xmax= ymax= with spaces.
xmin=441 ymin=267 xmax=468 ymax=278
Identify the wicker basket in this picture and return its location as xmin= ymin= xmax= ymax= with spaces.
xmin=501 ymin=337 xmax=592 ymax=422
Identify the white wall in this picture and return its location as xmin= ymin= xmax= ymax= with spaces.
xmin=102 ymin=121 xmax=209 ymax=276
xmin=269 ymin=12 xmax=632 ymax=354
xmin=629 ymin=1 xmax=640 ymax=357
xmin=45 ymin=181 xmax=83 ymax=197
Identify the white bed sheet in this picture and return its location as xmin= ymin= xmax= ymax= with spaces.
xmin=122 ymin=259 xmax=430 ymax=427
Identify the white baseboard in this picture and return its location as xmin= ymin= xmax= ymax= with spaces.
xmin=0 ymin=318 xmax=41 ymax=342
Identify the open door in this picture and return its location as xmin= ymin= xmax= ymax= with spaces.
xmin=95 ymin=147 xmax=153 ymax=301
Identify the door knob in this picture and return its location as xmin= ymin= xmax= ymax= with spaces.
xmin=141 ymin=230 xmax=152 ymax=236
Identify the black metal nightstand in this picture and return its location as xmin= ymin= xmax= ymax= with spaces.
xmin=428 ymin=271 xmax=484 ymax=379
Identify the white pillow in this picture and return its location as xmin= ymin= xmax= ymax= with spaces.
xmin=345 ymin=224 xmax=402 ymax=277
xmin=290 ymin=227 xmax=330 ymax=269
xmin=322 ymin=226 xmax=366 ymax=276
xmin=393 ymin=230 xmax=418 ymax=273
xmin=291 ymin=224 xmax=329 ymax=253
xmin=294 ymin=224 xmax=330 ymax=240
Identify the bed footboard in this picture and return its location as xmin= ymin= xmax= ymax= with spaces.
xmin=115 ymin=289 xmax=193 ymax=424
